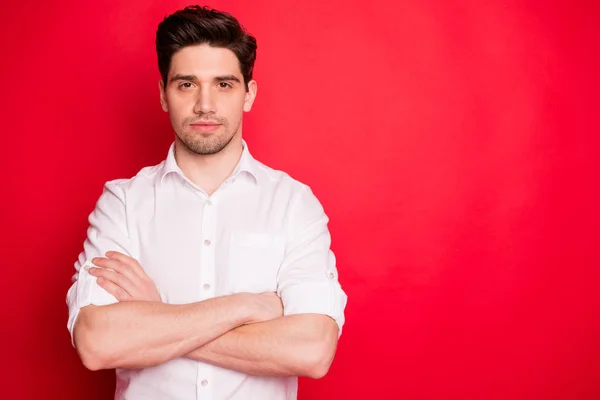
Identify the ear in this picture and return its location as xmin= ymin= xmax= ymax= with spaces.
xmin=243 ymin=80 xmax=258 ymax=112
xmin=159 ymin=79 xmax=168 ymax=112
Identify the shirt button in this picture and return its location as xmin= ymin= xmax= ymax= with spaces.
xmin=203 ymin=283 xmax=211 ymax=290
xmin=201 ymin=379 xmax=208 ymax=387
xmin=206 ymin=199 xmax=212 ymax=206
xmin=204 ymin=239 xmax=211 ymax=246
xmin=328 ymin=272 xmax=335 ymax=279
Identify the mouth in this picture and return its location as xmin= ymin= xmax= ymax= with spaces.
xmin=189 ymin=121 xmax=222 ymax=133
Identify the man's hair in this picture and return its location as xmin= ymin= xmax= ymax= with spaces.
xmin=156 ymin=5 xmax=257 ymax=91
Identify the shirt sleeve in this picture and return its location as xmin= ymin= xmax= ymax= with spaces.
xmin=276 ymin=185 xmax=348 ymax=337
xmin=66 ymin=180 xmax=133 ymax=346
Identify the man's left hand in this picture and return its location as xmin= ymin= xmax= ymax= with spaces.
xmin=89 ymin=251 xmax=162 ymax=302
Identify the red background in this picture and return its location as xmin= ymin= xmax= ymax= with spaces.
xmin=1 ymin=0 xmax=599 ymax=398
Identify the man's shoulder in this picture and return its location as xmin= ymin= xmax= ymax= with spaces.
xmin=251 ymin=158 xmax=309 ymax=194
xmin=103 ymin=160 xmax=165 ymax=193
xmin=253 ymin=159 xmax=327 ymax=220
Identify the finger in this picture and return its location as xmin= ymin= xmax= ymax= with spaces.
xmin=91 ymin=257 xmax=138 ymax=282
xmin=89 ymin=267 xmax=135 ymax=297
xmin=105 ymin=251 xmax=145 ymax=277
xmin=96 ymin=276 xmax=132 ymax=301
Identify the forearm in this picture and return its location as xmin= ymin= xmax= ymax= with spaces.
xmin=185 ymin=314 xmax=338 ymax=378
xmin=74 ymin=295 xmax=250 ymax=370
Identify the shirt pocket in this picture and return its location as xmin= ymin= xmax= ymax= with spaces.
xmin=227 ymin=231 xmax=285 ymax=293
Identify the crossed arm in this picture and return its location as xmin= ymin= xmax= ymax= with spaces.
xmin=70 ymin=183 xmax=345 ymax=378
xmin=74 ymin=252 xmax=339 ymax=378
xmin=185 ymin=313 xmax=338 ymax=378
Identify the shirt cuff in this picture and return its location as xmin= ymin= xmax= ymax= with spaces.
xmin=280 ymin=280 xmax=348 ymax=337
xmin=66 ymin=260 xmax=119 ymax=346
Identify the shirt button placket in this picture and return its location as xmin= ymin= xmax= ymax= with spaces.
xmin=197 ymin=196 xmax=216 ymax=397
xmin=200 ymin=197 xmax=216 ymax=300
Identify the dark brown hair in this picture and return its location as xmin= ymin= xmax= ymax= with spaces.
xmin=156 ymin=5 xmax=257 ymax=91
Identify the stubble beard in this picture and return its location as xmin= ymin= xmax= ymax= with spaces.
xmin=176 ymin=115 xmax=241 ymax=156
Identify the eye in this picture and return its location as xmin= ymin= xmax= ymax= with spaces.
xmin=218 ymin=82 xmax=233 ymax=89
xmin=178 ymin=82 xmax=194 ymax=89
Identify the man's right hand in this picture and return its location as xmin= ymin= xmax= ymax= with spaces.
xmin=244 ymin=292 xmax=283 ymax=324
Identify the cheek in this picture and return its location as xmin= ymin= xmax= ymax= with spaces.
xmin=219 ymin=95 xmax=246 ymax=118
xmin=167 ymin=99 xmax=191 ymax=123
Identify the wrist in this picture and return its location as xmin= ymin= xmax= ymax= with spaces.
xmin=231 ymin=293 xmax=256 ymax=325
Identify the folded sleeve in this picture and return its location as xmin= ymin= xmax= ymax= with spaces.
xmin=277 ymin=185 xmax=348 ymax=337
xmin=66 ymin=180 xmax=133 ymax=346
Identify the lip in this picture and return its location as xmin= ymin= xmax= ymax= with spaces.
xmin=190 ymin=121 xmax=222 ymax=132
xmin=190 ymin=122 xmax=220 ymax=126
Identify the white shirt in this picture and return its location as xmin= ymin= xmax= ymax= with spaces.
xmin=66 ymin=141 xmax=348 ymax=400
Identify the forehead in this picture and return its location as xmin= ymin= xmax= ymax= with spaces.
xmin=169 ymin=44 xmax=242 ymax=79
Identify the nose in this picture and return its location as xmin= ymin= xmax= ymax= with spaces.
xmin=193 ymin=86 xmax=216 ymax=114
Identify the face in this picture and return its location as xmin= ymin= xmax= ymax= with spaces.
xmin=159 ymin=44 xmax=257 ymax=155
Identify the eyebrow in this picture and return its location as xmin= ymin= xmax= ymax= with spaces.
xmin=169 ymin=74 xmax=241 ymax=84
xmin=215 ymin=75 xmax=241 ymax=83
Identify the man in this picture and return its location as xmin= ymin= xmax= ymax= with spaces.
xmin=66 ymin=5 xmax=348 ymax=400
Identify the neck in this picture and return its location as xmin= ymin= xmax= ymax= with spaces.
xmin=174 ymin=136 xmax=243 ymax=195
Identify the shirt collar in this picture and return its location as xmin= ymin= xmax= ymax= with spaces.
xmin=159 ymin=140 xmax=259 ymax=186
